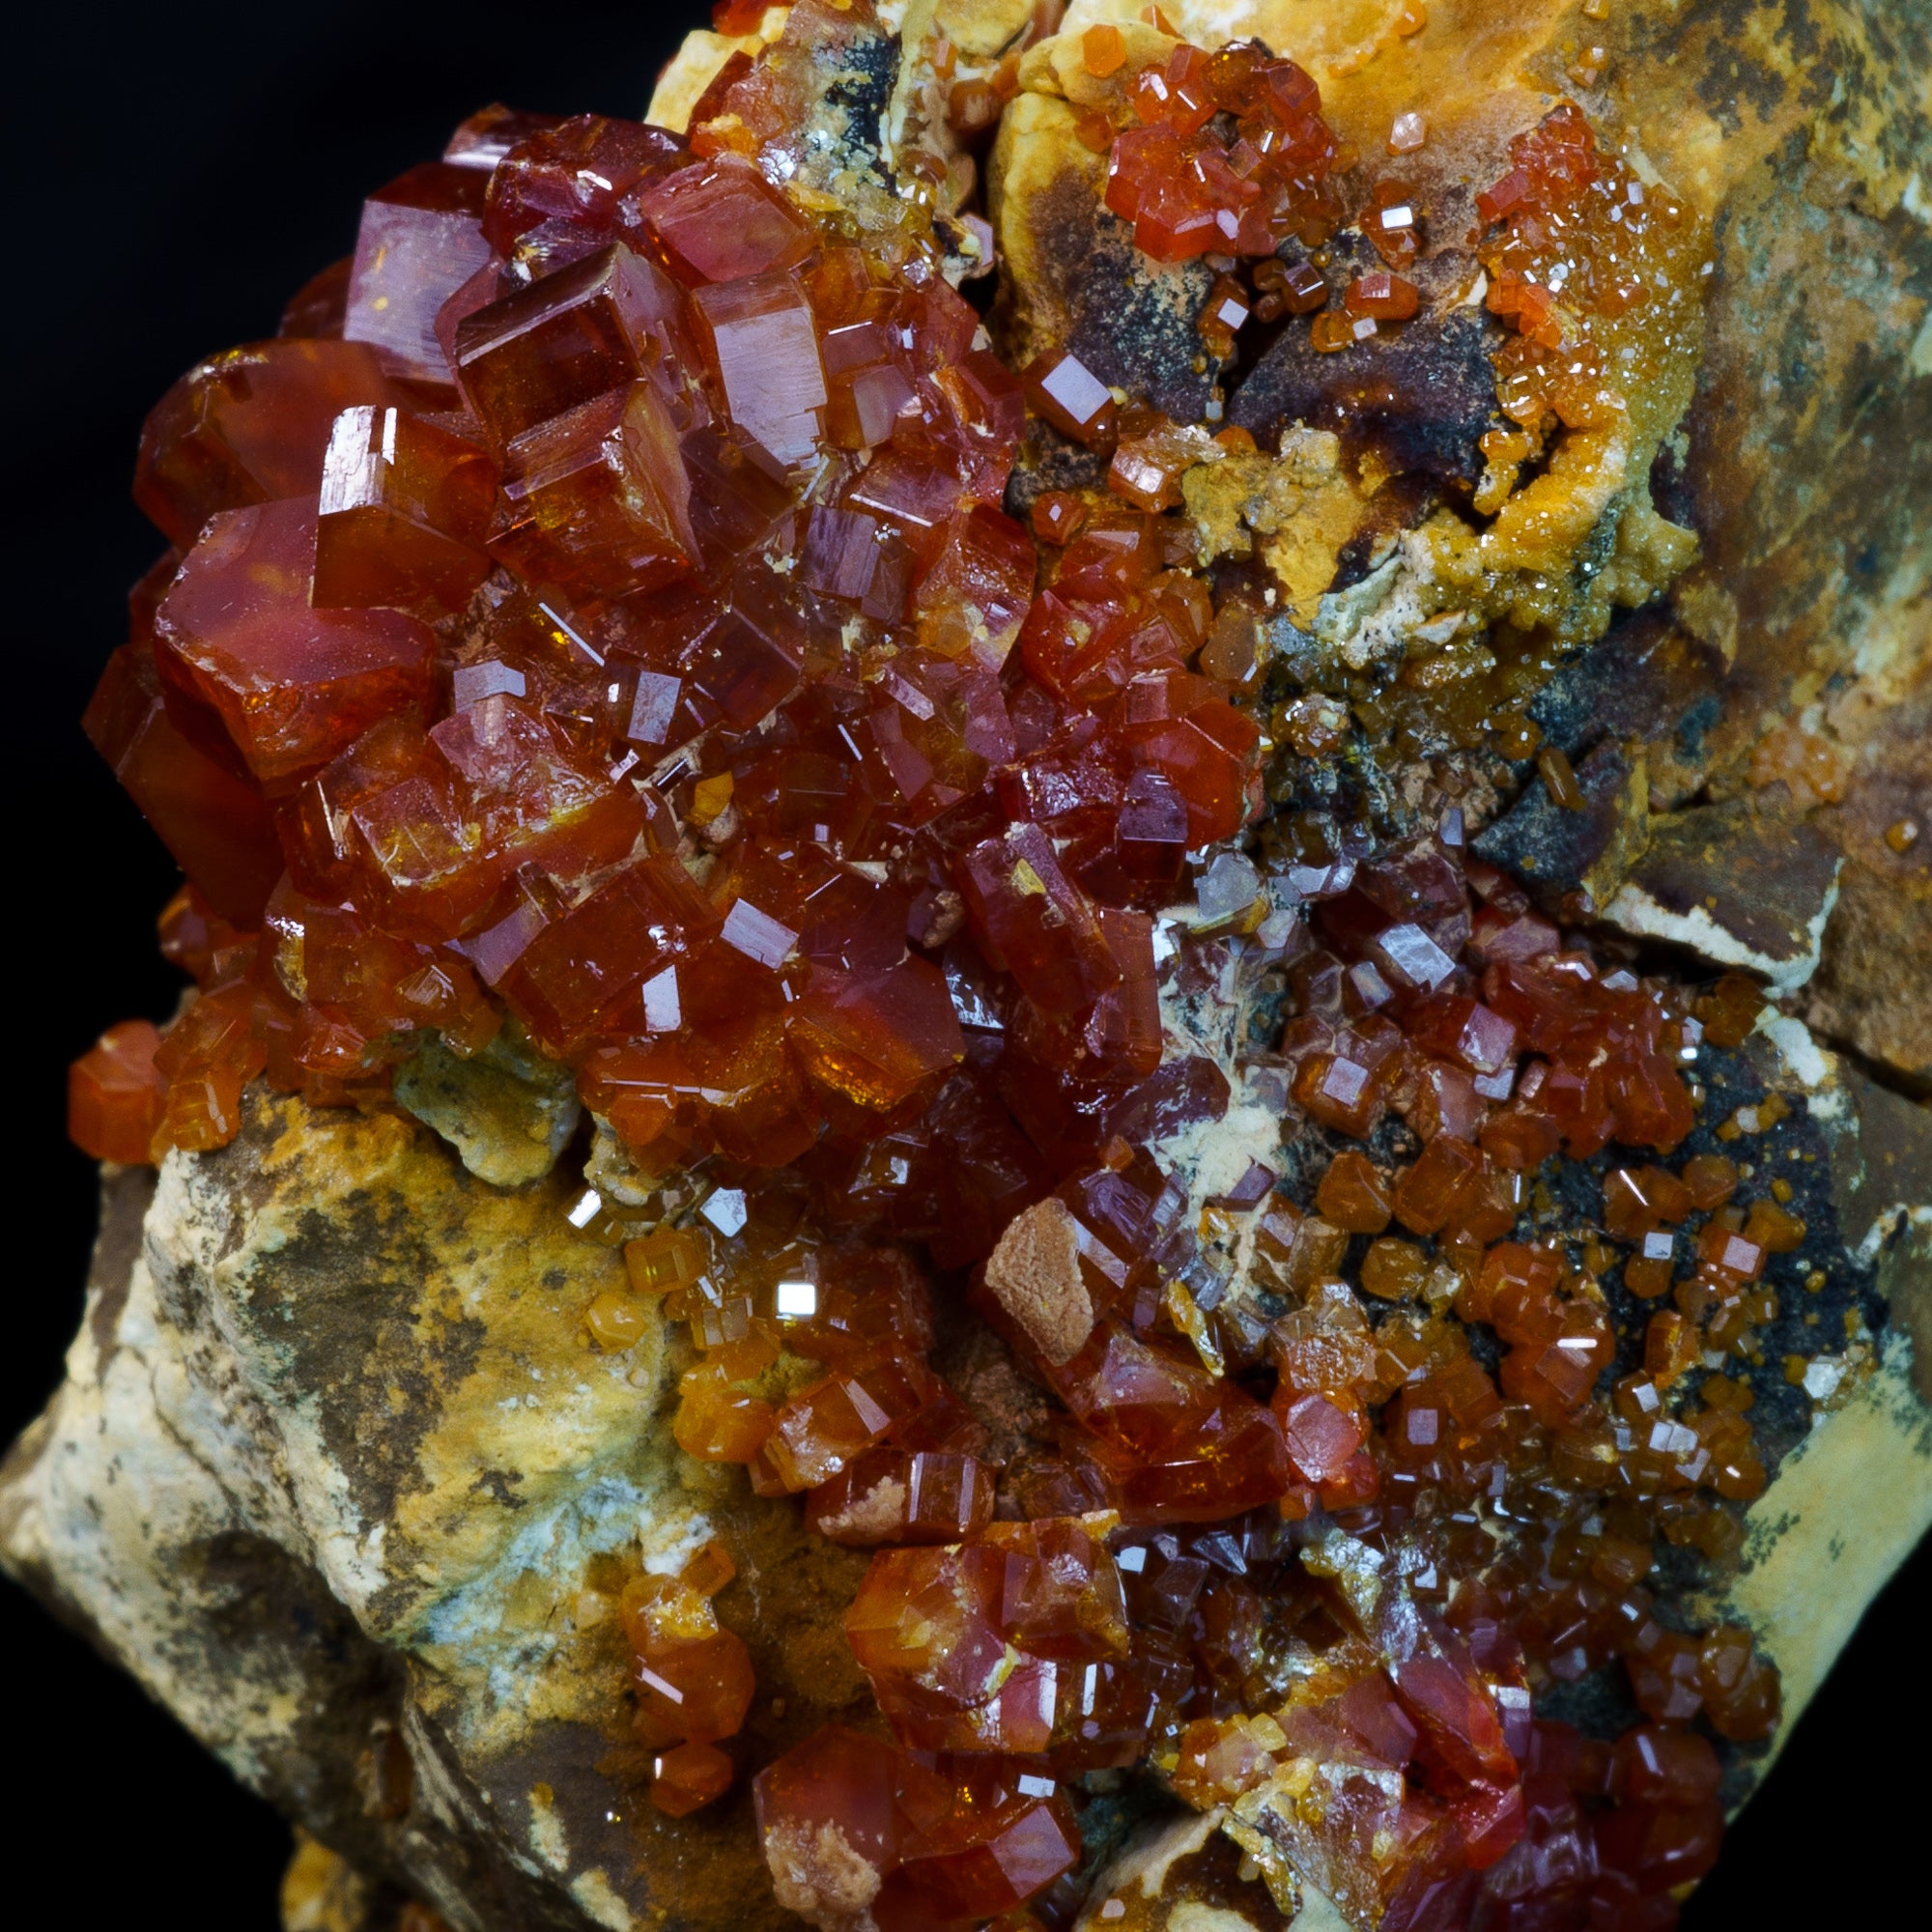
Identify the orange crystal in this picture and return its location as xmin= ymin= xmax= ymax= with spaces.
xmin=69 ymin=1020 xmax=168 ymax=1165
xmin=314 ymin=407 xmax=497 ymax=614
xmin=1316 ymin=1149 xmax=1393 ymax=1232
xmin=624 ymin=1566 xmax=756 ymax=1753
xmin=156 ymin=498 xmax=436 ymax=784
xmin=1344 ymin=270 xmax=1420 ymax=321
xmin=651 ymin=1740 xmax=734 ymax=1817
xmin=134 ymin=339 xmax=413 ymax=550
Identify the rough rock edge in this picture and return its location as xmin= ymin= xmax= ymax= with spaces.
xmin=0 ymin=1095 xmax=848 ymax=1932
xmin=392 ymin=1022 xmax=582 ymax=1187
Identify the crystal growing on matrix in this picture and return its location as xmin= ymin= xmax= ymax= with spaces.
xmin=74 ymin=10 xmax=1786 ymax=1930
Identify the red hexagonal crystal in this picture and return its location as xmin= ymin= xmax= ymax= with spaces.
xmin=344 ymin=162 xmax=494 ymax=383
xmin=693 ymin=270 xmax=827 ymax=467
xmin=135 ymin=340 xmax=413 ymax=550
xmin=314 ymin=407 xmax=497 ymax=613
xmin=453 ymin=243 xmax=689 ymax=445
xmin=69 ymin=1021 xmax=168 ymax=1165
xmin=156 ymin=498 xmax=436 ymax=783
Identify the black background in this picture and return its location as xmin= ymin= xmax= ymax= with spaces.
xmin=3 ymin=2 xmax=1923 ymax=1922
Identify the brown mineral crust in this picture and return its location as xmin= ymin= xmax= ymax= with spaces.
xmin=1591 ymin=5 xmax=1928 ymax=1079
xmin=1804 ymin=689 xmax=1932 ymax=1089
xmin=707 ymin=1501 xmax=878 ymax=1744
xmin=1814 ymin=1060 xmax=1932 ymax=1406
xmin=1227 ymin=298 xmax=1502 ymax=494
xmin=427 ymin=1718 xmax=795 ymax=1932
xmin=1805 ymin=860 xmax=1932 ymax=1092
xmin=926 ymin=1317 xmax=1057 ymax=1466
xmin=1605 ymin=794 xmax=1844 ymax=986
xmin=1517 ymin=608 xmax=1726 ymax=816
xmin=982 ymin=1194 xmax=1097 ymax=1363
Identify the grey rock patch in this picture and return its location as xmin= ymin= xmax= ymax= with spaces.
xmin=395 ymin=1023 xmax=582 ymax=1188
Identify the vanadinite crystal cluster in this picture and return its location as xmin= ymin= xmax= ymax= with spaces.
xmin=68 ymin=4 xmax=1872 ymax=1929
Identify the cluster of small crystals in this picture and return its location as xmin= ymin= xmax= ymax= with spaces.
xmin=622 ymin=1537 xmax=757 ymax=1815
xmin=1085 ymin=28 xmax=1438 ymax=360
xmin=71 ymin=0 xmax=1254 ymax=1174
xmin=1468 ymin=103 xmax=1701 ymax=517
xmin=65 ymin=7 xmax=1792 ymax=1925
xmin=1085 ymin=48 xmax=1709 ymax=783
xmin=1093 ymin=34 xmax=1342 ymax=268
xmin=674 ymin=822 xmax=1785 ymax=1929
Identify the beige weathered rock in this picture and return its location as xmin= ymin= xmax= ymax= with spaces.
xmin=392 ymin=1022 xmax=582 ymax=1187
xmin=0 ymin=1096 xmax=870 ymax=1932
xmin=647 ymin=7 xmax=795 ymax=134
xmin=984 ymin=1195 xmax=1097 ymax=1364
xmin=1803 ymin=689 xmax=1932 ymax=1086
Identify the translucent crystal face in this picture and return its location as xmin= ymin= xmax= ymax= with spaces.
xmin=66 ymin=3 xmax=1797 ymax=1925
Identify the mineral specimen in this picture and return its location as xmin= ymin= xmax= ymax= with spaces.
xmin=10 ymin=2 xmax=1929 ymax=1931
